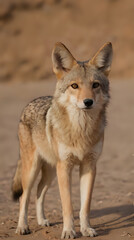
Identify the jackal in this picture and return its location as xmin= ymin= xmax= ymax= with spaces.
xmin=12 ymin=42 xmax=113 ymax=238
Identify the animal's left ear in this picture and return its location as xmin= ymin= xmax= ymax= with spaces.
xmin=90 ymin=42 xmax=113 ymax=76
xmin=52 ymin=42 xmax=77 ymax=79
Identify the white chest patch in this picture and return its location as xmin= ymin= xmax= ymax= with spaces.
xmin=58 ymin=142 xmax=86 ymax=161
xmin=58 ymin=139 xmax=103 ymax=162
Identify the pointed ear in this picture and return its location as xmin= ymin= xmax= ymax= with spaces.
xmin=52 ymin=42 xmax=76 ymax=79
xmin=90 ymin=42 xmax=113 ymax=76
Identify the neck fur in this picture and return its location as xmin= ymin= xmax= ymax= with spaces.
xmin=50 ymin=100 xmax=105 ymax=147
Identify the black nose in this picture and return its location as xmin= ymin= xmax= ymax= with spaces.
xmin=83 ymin=99 xmax=93 ymax=108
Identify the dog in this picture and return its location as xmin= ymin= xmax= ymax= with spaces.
xmin=12 ymin=42 xmax=113 ymax=238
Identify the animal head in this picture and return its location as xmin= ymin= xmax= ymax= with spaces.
xmin=52 ymin=42 xmax=113 ymax=111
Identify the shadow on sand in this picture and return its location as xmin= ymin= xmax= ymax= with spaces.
xmin=90 ymin=204 xmax=134 ymax=236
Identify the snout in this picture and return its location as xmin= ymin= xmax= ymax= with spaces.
xmin=83 ymin=98 xmax=94 ymax=109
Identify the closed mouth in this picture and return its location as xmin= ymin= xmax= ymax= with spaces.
xmin=84 ymin=106 xmax=93 ymax=109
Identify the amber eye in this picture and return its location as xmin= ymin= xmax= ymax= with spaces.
xmin=92 ymin=82 xmax=100 ymax=89
xmin=71 ymin=83 xmax=78 ymax=89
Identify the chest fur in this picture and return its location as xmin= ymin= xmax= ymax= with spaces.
xmin=57 ymin=137 xmax=103 ymax=162
xmin=56 ymin=110 xmax=104 ymax=162
xmin=47 ymin=103 xmax=105 ymax=163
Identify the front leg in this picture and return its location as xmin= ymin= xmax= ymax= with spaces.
xmin=57 ymin=161 xmax=76 ymax=239
xmin=79 ymin=161 xmax=97 ymax=237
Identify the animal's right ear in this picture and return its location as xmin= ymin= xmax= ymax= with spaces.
xmin=52 ymin=42 xmax=76 ymax=79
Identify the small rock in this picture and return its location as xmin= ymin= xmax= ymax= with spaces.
xmin=126 ymin=192 xmax=132 ymax=196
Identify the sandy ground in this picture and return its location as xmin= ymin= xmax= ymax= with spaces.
xmin=0 ymin=78 xmax=134 ymax=240
xmin=0 ymin=0 xmax=134 ymax=239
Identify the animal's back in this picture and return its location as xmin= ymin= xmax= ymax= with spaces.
xmin=20 ymin=96 xmax=53 ymax=128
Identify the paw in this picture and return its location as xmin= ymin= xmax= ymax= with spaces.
xmin=61 ymin=229 xmax=76 ymax=239
xmin=16 ymin=226 xmax=31 ymax=235
xmin=81 ymin=227 xmax=97 ymax=237
xmin=38 ymin=218 xmax=50 ymax=227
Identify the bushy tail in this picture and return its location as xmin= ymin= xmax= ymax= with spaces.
xmin=12 ymin=159 xmax=23 ymax=201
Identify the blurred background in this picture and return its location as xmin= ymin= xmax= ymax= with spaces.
xmin=0 ymin=0 xmax=134 ymax=82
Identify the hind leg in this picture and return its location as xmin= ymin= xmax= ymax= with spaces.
xmin=16 ymin=125 xmax=41 ymax=234
xmin=16 ymin=152 xmax=41 ymax=234
xmin=36 ymin=162 xmax=55 ymax=226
